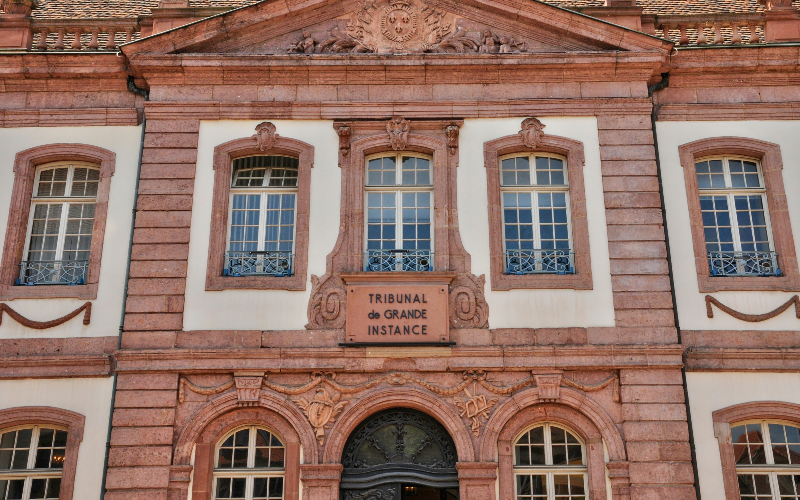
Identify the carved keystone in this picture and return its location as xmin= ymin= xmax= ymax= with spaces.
xmin=534 ymin=374 xmax=562 ymax=402
xmin=253 ymin=122 xmax=278 ymax=151
xmin=520 ymin=117 xmax=546 ymax=150
xmin=387 ymin=116 xmax=410 ymax=150
xmin=234 ymin=372 xmax=264 ymax=406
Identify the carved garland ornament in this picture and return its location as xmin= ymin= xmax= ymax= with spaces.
xmin=179 ymin=370 xmax=619 ymax=442
xmin=0 ymin=302 xmax=91 ymax=328
xmin=705 ymin=294 xmax=800 ymax=322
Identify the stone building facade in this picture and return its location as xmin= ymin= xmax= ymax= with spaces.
xmin=1 ymin=1 xmax=800 ymax=499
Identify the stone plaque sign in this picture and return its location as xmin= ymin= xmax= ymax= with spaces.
xmin=343 ymin=276 xmax=451 ymax=344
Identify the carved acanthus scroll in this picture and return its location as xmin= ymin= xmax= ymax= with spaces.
xmin=306 ymin=274 xmax=347 ymax=330
xmin=0 ymin=301 xmax=91 ymax=329
xmin=449 ymin=273 xmax=489 ymax=328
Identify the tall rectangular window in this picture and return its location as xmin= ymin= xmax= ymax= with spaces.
xmin=226 ymin=156 xmax=297 ymax=277
xmin=364 ymin=154 xmax=433 ymax=272
xmin=500 ymin=154 xmax=573 ymax=275
xmin=696 ymin=157 xmax=778 ymax=277
xmin=18 ymin=163 xmax=99 ymax=286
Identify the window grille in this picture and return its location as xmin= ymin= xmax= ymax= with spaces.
xmin=213 ymin=426 xmax=285 ymax=500
xmin=17 ymin=163 xmax=99 ymax=286
xmin=513 ymin=423 xmax=587 ymax=500
xmin=0 ymin=426 xmax=67 ymax=500
xmin=226 ymin=156 xmax=298 ymax=277
xmin=696 ymin=157 xmax=780 ymax=277
xmin=500 ymin=154 xmax=574 ymax=275
xmin=364 ymin=154 xmax=433 ymax=272
xmin=733 ymin=420 xmax=800 ymax=499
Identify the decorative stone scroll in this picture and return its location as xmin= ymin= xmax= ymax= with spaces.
xmin=445 ymin=123 xmax=459 ymax=155
xmin=253 ymin=121 xmax=278 ymax=151
xmin=0 ymin=301 xmax=91 ymax=329
xmin=705 ymin=294 xmax=800 ymax=322
xmin=337 ymin=124 xmax=352 ymax=157
xmin=449 ymin=273 xmax=489 ymax=328
xmin=306 ymin=274 xmax=347 ymax=330
xmin=178 ymin=370 xmax=620 ymax=442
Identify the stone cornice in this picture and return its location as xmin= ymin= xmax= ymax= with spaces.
xmin=0 ymin=354 xmax=112 ymax=379
xmin=0 ymin=52 xmax=129 ymax=79
xmin=114 ymin=345 xmax=685 ymax=372
xmin=685 ymin=347 xmax=800 ymax=371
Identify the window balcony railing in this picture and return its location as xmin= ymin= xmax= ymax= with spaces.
xmin=364 ymin=249 xmax=434 ymax=272
xmin=16 ymin=260 xmax=88 ymax=286
xmin=504 ymin=249 xmax=575 ymax=275
xmin=224 ymin=251 xmax=294 ymax=277
xmin=708 ymin=251 xmax=780 ymax=277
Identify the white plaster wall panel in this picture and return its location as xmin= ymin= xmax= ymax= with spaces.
xmin=0 ymin=377 xmax=114 ymax=500
xmin=459 ymin=117 xmax=615 ymax=328
xmin=184 ymin=120 xmax=341 ymax=331
xmin=656 ymin=121 xmax=800 ymax=330
xmin=0 ymin=126 xmax=142 ymax=339
xmin=686 ymin=372 xmax=800 ymax=500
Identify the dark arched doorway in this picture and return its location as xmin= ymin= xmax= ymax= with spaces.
xmin=340 ymin=408 xmax=459 ymax=500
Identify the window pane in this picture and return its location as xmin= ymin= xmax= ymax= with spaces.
xmin=36 ymin=167 xmax=69 ymax=197
xmin=516 ymin=474 xmax=546 ymax=499
xmin=502 ymin=157 xmax=530 ymax=186
xmin=216 ymin=477 xmax=232 ymax=498
xmin=71 ymin=167 xmax=100 ymax=197
xmin=732 ymin=424 xmax=766 ymax=465
xmin=27 ymin=204 xmax=62 ymax=262
xmin=539 ymin=193 xmax=570 ymax=251
xmin=503 ymin=193 xmax=534 ymax=253
xmin=229 ymin=194 xmax=261 ymax=252
xmin=30 ymin=479 xmax=47 ymax=499
xmin=263 ymin=194 xmax=295 ymax=253
xmin=701 ymin=196 xmax=735 ymax=253
xmin=778 ymin=475 xmax=800 ymax=498
xmin=62 ymin=203 xmax=95 ymax=261
xmin=269 ymin=477 xmax=284 ymax=499
xmin=734 ymin=195 xmax=770 ymax=252
xmin=254 ymin=478 xmax=268 ymax=499
xmin=535 ymin=157 xmax=566 ymax=186
xmin=696 ymin=159 xmax=725 ymax=189
xmin=402 ymin=156 xmax=431 ymax=186
xmin=738 ymin=473 xmax=773 ymax=499
xmin=400 ymin=191 xmax=432 ymax=251
xmin=367 ymin=156 xmax=396 ymax=186
xmin=5 ymin=479 xmax=24 ymax=500
xmin=366 ymin=192 xmax=396 ymax=250
xmin=270 ymin=447 xmax=285 ymax=469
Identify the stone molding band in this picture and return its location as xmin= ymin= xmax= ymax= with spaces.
xmin=705 ymin=294 xmax=800 ymax=322
xmin=0 ymin=301 xmax=92 ymax=329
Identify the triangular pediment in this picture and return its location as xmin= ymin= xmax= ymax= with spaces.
xmin=123 ymin=0 xmax=672 ymax=57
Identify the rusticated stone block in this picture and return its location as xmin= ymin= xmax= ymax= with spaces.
xmin=610 ymin=260 xmax=669 ymax=275
xmin=133 ymin=228 xmax=191 ymax=245
xmin=611 ymin=275 xmax=671 ymax=292
xmin=621 ymin=386 xmax=685 ymax=404
xmin=598 ymin=129 xmax=655 ymax=146
xmin=605 ymin=208 xmax=663 ymax=225
xmin=135 ymin=211 xmax=193 ymax=228
xmin=139 ymin=163 xmax=197 ymax=180
xmin=110 ymin=427 xmax=174 ymax=446
xmin=622 ymin=403 xmax=687 ymax=421
xmin=105 ymin=466 xmax=171 ymax=489
xmin=104 ymin=491 xmax=168 ymax=500
xmin=127 ymin=278 xmax=186 ymax=296
xmin=108 ymin=446 xmax=173 ymax=467
xmin=615 ymin=309 xmax=675 ymax=327
xmin=136 ymin=195 xmax=193 ymax=211
xmin=620 ymin=369 xmax=684 ymax=386
xmin=606 ymin=224 xmax=664 ymax=241
xmin=175 ymin=330 xmax=262 ymax=349
xmin=535 ymin=328 xmax=588 ymax=345
xmin=608 ymin=242 xmax=667 ymax=259
xmin=143 ymin=133 xmax=199 ymax=149
xmin=131 ymin=244 xmax=189 ymax=261
xmin=125 ymin=295 xmax=185 ymax=314
xmin=120 ymin=331 xmax=177 ymax=350
xmin=601 ymin=160 xmax=658 ymax=177
xmin=626 ymin=441 xmax=692 ymax=463
xmin=628 ymin=485 xmax=696 ymax=500
xmin=490 ymin=329 xmax=534 ymax=346
xmin=116 ymin=373 xmax=179 ymax=391
xmin=613 ymin=292 xmax=673 ymax=310
xmin=129 ymin=261 xmax=188 ymax=278
xmin=141 ymin=148 xmax=198 ymax=164
xmin=145 ymin=120 xmax=200 ymax=133
xmin=596 ymin=114 xmax=651 ymax=130
xmin=123 ymin=313 xmax=184 ymax=332
xmin=603 ymin=176 xmax=660 ymax=193
xmin=138 ymin=179 xmax=195 ymax=196
xmin=604 ymin=192 xmax=662 ymax=209
xmin=629 ymin=462 xmax=696 ymax=484
xmin=623 ymin=421 xmax=689 ymax=442
xmin=114 ymin=390 xmax=177 ymax=408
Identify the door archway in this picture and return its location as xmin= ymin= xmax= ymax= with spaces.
xmin=340 ymin=408 xmax=459 ymax=500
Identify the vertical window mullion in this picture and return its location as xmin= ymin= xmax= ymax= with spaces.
xmin=53 ymin=201 xmax=70 ymax=261
xmin=768 ymin=472 xmax=780 ymax=500
xmin=544 ymin=424 xmax=553 ymax=466
xmin=546 ymin=471 xmax=554 ymax=500
xmin=247 ymin=426 xmax=256 ymax=469
xmin=728 ymin=193 xmax=744 ymax=252
xmin=257 ymin=193 xmax=267 ymax=253
xmin=763 ymin=421 xmax=776 ymax=465
xmin=26 ymin=427 xmax=39 ymax=470
xmin=532 ymin=189 xmax=541 ymax=251
xmin=396 ymin=189 xmax=403 ymax=251
xmin=722 ymin=158 xmax=732 ymax=189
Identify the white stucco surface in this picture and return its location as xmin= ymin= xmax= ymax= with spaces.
xmin=0 ymin=377 xmax=114 ymax=500
xmin=460 ymin=117 xmax=615 ymax=328
xmin=184 ymin=120 xmax=341 ymax=331
xmin=0 ymin=126 xmax=142 ymax=339
xmin=687 ymin=372 xmax=800 ymax=499
xmin=656 ymin=121 xmax=800 ymax=330
xmin=186 ymin=117 xmax=614 ymax=331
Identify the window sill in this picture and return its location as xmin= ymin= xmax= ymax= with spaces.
xmin=491 ymin=273 xmax=593 ymax=291
xmin=698 ymin=274 xmax=800 ymax=293
xmin=0 ymin=283 xmax=97 ymax=300
xmin=205 ymin=274 xmax=306 ymax=291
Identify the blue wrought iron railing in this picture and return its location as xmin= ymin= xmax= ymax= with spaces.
xmin=17 ymin=260 xmax=88 ymax=285
xmin=708 ymin=251 xmax=780 ymax=277
xmin=364 ymin=249 xmax=434 ymax=272
xmin=225 ymin=251 xmax=294 ymax=277
xmin=504 ymin=249 xmax=575 ymax=275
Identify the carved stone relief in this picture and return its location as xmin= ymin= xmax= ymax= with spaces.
xmin=178 ymin=370 xmax=621 ymax=444
xmin=253 ymin=121 xmax=278 ymax=151
xmin=306 ymin=274 xmax=347 ymax=330
xmin=519 ymin=117 xmax=546 ymax=150
xmin=445 ymin=123 xmax=459 ymax=155
xmin=449 ymin=273 xmax=489 ymax=329
xmin=386 ymin=116 xmax=410 ymax=151
xmin=280 ymin=0 xmax=530 ymax=54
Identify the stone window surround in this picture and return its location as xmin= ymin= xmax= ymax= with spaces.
xmin=679 ymin=137 xmax=800 ymax=292
xmin=187 ymin=408 xmax=301 ymax=500
xmin=484 ymin=134 xmax=592 ymax=291
xmin=205 ymin=134 xmax=313 ymax=291
xmin=712 ymin=401 xmax=800 ymax=500
xmin=0 ymin=406 xmax=85 ymax=500
xmin=0 ymin=144 xmax=116 ymax=301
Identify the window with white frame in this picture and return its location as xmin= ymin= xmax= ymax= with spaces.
xmin=213 ymin=426 xmax=285 ymax=500
xmin=364 ymin=153 xmax=433 ymax=272
xmin=18 ymin=163 xmax=99 ymax=286
xmin=695 ymin=156 xmax=778 ymax=277
xmin=514 ymin=423 xmax=587 ymax=500
xmin=0 ymin=426 xmax=67 ymax=500
xmin=500 ymin=154 xmax=574 ymax=275
xmin=226 ymin=156 xmax=298 ymax=278
xmin=732 ymin=420 xmax=800 ymax=499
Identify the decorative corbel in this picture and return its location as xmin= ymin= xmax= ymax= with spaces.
xmin=234 ymin=372 xmax=265 ymax=406
xmin=253 ymin=122 xmax=278 ymax=151
xmin=386 ymin=116 xmax=410 ymax=151
xmin=606 ymin=461 xmax=631 ymax=500
xmin=337 ymin=124 xmax=352 ymax=157
xmin=534 ymin=374 xmax=562 ymax=402
xmin=445 ymin=123 xmax=460 ymax=155
xmin=519 ymin=117 xmax=546 ymax=150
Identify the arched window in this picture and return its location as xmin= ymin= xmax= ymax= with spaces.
xmin=226 ymin=156 xmax=298 ymax=278
xmin=18 ymin=162 xmax=100 ymax=286
xmin=732 ymin=420 xmax=800 ymax=499
xmin=500 ymin=153 xmax=573 ymax=275
xmin=513 ymin=423 xmax=587 ymax=500
xmin=364 ymin=153 xmax=433 ymax=272
xmin=695 ymin=156 xmax=777 ymax=277
xmin=213 ymin=426 xmax=285 ymax=500
xmin=0 ymin=425 xmax=68 ymax=500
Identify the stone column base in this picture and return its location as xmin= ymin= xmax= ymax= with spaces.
xmin=457 ymin=462 xmax=498 ymax=500
xmin=301 ymin=464 xmax=343 ymax=500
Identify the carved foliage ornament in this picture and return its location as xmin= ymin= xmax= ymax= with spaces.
xmin=386 ymin=116 xmax=410 ymax=151
xmin=520 ymin=117 xmax=546 ymax=150
xmin=294 ymin=388 xmax=349 ymax=444
xmin=253 ymin=122 xmax=278 ymax=151
xmin=338 ymin=125 xmax=352 ymax=157
xmin=445 ymin=123 xmax=459 ymax=155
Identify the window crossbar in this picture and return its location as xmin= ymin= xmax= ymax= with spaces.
xmin=224 ymin=251 xmax=294 ymax=277
xmin=504 ymin=249 xmax=574 ymax=275
xmin=708 ymin=251 xmax=780 ymax=277
xmin=16 ymin=260 xmax=88 ymax=286
xmin=364 ymin=249 xmax=433 ymax=272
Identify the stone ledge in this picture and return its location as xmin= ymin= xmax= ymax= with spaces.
xmin=0 ymin=354 xmax=112 ymax=378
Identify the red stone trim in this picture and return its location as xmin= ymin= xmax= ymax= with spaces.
xmin=685 ymin=347 xmax=800 ymax=372
xmin=0 ymin=354 xmax=112 ymax=379
xmin=0 ymin=407 xmax=85 ymax=500
xmin=484 ymin=131 xmax=592 ymax=290
xmin=679 ymin=137 xmax=800 ymax=292
xmin=706 ymin=295 xmax=800 ymax=322
xmin=0 ymin=144 xmax=116 ymax=300
xmin=493 ymin=403 xmax=612 ymax=500
xmin=0 ymin=108 xmax=140 ymax=128
xmin=0 ymin=301 xmax=91 ymax=328
xmin=205 ymin=131 xmax=313 ymax=291
xmin=658 ymin=103 xmax=800 ymax=122
xmin=712 ymin=401 xmax=800 ymax=500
